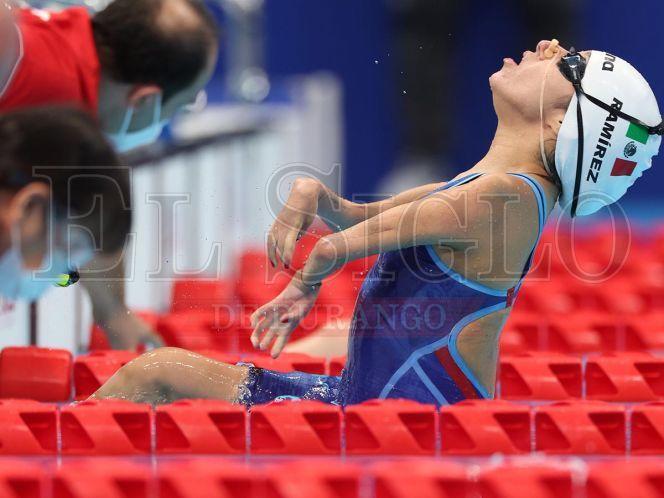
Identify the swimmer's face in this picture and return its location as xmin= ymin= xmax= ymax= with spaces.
xmin=489 ymin=40 xmax=580 ymax=124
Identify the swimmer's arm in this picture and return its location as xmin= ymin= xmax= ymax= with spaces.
xmin=314 ymin=179 xmax=447 ymax=230
xmin=268 ymin=177 xmax=445 ymax=268
xmin=300 ymin=176 xmax=499 ymax=286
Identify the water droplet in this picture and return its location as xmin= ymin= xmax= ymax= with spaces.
xmin=402 ymin=90 xmax=407 ymax=95
xmin=374 ymin=59 xmax=379 ymax=65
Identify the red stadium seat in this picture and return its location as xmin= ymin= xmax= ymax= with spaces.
xmin=598 ymin=280 xmax=664 ymax=315
xmin=157 ymin=310 xmax=238 ymax=351
xmin=478 ymin=462 xmax=578 ymax=498
xmin=0 ymin=347 xmax=72 ymax=402
xmin=60 ymin=399 xmax=152 ymax=455
xmin=0 ymin=460 xmax=46 ymax=498
xmin=585 ymin=461 xmax=664 ymax=498
xmin=157 ymin=460 xmax=268 ymax=498
xmin=89 ymin=324 xmax=111 ymax=351
xmin=242 ymin=352 xmax=326 ymax=375
xmin=250 ymin=399 xmax=341 ymax=454
xmin=630 ymin=402 xmax=664 ymax=455
xmin=345 ymin=399 xmax=437 ymax=455
xmin=534 ymin=401 xmax=626 ymax=454
xmin=170 ymin=279 xmax=236 ymax=314
xmin=626 ymin=312 xmax=664 ymax=351
xmin=268 ymin=460 xmax=363 ymax=498
xmin=156 ymin=399 xmax=246 ymax=454
xmin=53 ymin=459 xmax=153 ymax=498
xmin=239 ymin=250 xmax=274 ymax=277
xmin=499 ymin=353 xmax=582 ymax=400
xmin=316 ymin=272 xmax=364 ymax=319
xmin=327 ymin=356 xmax=346 ymax=376
xmin=439 ymin=400 xmax=531 ymax=455
xmin=590 ymin=315 xmax=664 ymax=352
xmin=585 ymin=353 xmax=664 ymax=402
xmin=502 ymin=313 xmax=602 ymax=353
xmin=74 ymin=351 xmax=139 ymax=400
xmin=499 ymin=327 xmax=528 ymax=355
xmin=0 ymin=400 xmax=56 ymax=455
xmin=90 ymin=316 xmax=160 ymax=353
xmin=371 ymin=460 xmax=473 ymax=498
xmin=545 ymin=317 xmax=604 ymax=353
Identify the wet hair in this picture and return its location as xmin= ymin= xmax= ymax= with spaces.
xmin=0 ymin=106 xmax=132 ymax=254
xmin=92 ymin=0 xmax=219 ymax=101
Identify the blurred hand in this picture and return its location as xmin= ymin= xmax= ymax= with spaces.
xmin=104 ymin=312 xmax=165 ymax=351
xmin=268 ymin=178 xmax=320 ymax=268
xmin=250 ymin=277 xmax=321 ymax=358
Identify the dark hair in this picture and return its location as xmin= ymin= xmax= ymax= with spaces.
xmin=0 ymin=106 xmax=132 ymax=254
xmin=92 ymin=0 xmax=219 ymax=101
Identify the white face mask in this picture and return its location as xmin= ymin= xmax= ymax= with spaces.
xmin=0 ymin=225 xmax=70 ymax=301
xmin=107 ymin=93 xmax=167 ymax=153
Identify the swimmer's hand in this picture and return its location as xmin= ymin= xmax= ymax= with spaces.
xmin=250 ymin=273 xmax=321 ymax=358
xmin=267 ymin=178 xmax=321 ymax=268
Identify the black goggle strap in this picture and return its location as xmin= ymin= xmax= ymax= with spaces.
xmin=570 ymin=85 xmax=585 ymax=218
xmin=579 ymin=90 xmax=664 ymax=136
xmin=561 ymin=49 xmax=664 ymax=136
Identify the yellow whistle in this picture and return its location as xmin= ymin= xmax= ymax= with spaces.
xmin=544 ymin=39 xmax=560 ymax=59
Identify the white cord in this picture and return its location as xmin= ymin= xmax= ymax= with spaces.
xmin=539 ymin=56 xmax=558 ymax=177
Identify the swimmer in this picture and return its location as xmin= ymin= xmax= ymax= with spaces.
xmin=91 ymin=40 xmax=662 ymax=406
xmin=0 ymin=0 xmax=219 ymax=349
xmin=0 ymin=106 xmax=131 ymax=302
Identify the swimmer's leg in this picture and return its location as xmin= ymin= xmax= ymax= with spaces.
xmin=89 ymin=348 xmax=249 ymax=405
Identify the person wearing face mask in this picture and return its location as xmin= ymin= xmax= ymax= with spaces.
xmin=0 ymin=0 xmax=219 ymax=152
xmin=0 ymin=0 xmax=218 ymax=348
xmin=0 ymin=106 xmax=131 ymax=305
xmin=90 ymin=40 xmax=661 ymax=407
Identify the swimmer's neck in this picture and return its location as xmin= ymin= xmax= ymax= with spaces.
xmin=471 ymin=122 xmax=548 ymax=177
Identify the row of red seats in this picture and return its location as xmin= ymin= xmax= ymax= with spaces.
xmin=515 ymin=279 xmax=664 ymax=316
xmin=502 ymin=312 xmax=664 ymax=353
xmin=3 ymin=347 xmax=663 ymax=403
xmin=498 ymin=352 xmax=664 ymax=401
xmin=0 ymin=457 xmax=662 ymax=498
xmin=1 ymin=397 xmax=664 ymax=456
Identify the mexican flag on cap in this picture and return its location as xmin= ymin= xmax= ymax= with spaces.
xmin=611 ymin=122 xmax=649 ymax=176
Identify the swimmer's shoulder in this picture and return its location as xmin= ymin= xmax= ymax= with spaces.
xmin=463 ymin=171 xmax=557 ymax=211
xmin=432 ymin=172 xmax=548 ymax=222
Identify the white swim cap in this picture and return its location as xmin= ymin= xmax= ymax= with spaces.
xmin=554 ymin=50 xmax=662 ymax=217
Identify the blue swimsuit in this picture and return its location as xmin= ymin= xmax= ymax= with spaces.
xmin=244 ymin=173 xmax=548 ymax=406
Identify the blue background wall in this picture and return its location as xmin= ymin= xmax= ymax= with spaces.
xmin=255 ymin=0 xmax=663 ymax=200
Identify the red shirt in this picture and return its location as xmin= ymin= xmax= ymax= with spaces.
xmin=0 ymin=7 xmax=100 ymax=113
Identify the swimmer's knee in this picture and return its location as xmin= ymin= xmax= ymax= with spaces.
xmin=116 ymin=347 xmax=183 ymax=389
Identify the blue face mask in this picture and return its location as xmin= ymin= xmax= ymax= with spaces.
xmin=107 ymin=93 xmax=167 ymax=153
xmin=0 ymin=226 xmax=71 ymax=301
